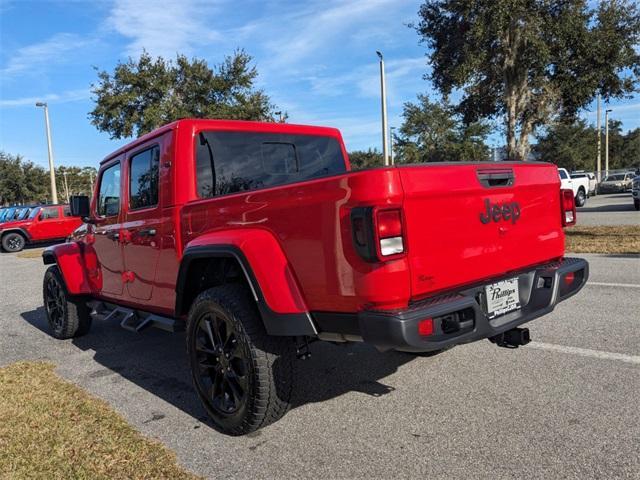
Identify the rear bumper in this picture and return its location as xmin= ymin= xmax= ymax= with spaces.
xmin=316 ymin=257 xmax=589 ymax=352
xmin=598 ymin=185 xmax=626 ymax=193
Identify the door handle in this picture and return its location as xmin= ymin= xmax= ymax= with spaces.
xmin=138 ymin=228 xmax=157 ymax=237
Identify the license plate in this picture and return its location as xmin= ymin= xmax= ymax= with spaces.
xmin=485 ymin=278 xmax=521 ymax=319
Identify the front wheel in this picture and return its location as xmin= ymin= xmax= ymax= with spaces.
xmin=186 ymin=284 xmax=296 ymax=435
xmin=1 ymin=232 xmax=26 ymax=252
xmin=575 ymin=189 xmax=586 ymax=207
xmin=43 ymin=265 xmax=92 ymax=339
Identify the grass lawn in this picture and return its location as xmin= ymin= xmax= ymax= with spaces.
xmin=16 ymin=248 xmax=44 ymax=259
xmin=0 ymin=361 xmax=200 ymax=479
xmin=565 ymin=225 xmax=640 ymax=254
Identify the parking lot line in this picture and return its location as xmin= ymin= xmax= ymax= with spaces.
xmin=528 ymin=342 xmax=640 ymax=365
xmin=587 ymin=282 xmax=640 ymax=289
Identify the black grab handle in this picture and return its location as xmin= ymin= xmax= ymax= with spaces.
xmin=476 ymin=168 xmax=515 ymax=188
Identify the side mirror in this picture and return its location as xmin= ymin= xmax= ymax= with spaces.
xmin=70 ymin=195 xmax=90 ymax=219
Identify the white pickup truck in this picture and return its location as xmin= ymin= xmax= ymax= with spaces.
xmin=558 ymin=168 xmax=589 ymax=207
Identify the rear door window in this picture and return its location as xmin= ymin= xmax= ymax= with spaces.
xmin=196 ymin=131 xmax=346 ymax=198
xmin=129 ymin=146 xmax=160 ymax=210
xmin=41 ymin=207 xmax=59 ymax=220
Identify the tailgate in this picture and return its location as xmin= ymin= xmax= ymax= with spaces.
xmin=399 ymin=163 xmax=564 ymax=300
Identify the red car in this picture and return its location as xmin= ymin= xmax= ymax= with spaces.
xmin=0 ymin=204 xmax=82 ymax=252
xmin=41 ymin=119 xmax=588 ymax=435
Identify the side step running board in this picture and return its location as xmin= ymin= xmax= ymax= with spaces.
xmin=88 ymin=301 xmax=184 ymax=333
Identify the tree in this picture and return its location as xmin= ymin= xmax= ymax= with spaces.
xmin=415 ymin=0 xmax=640 ymax=161
xmin=56 ymin=166 xmax=98 ymax=202
xmin=348 ymin=149 xmax=384 ymax=169
xmin=394 ymin=94 xmax=490 ymax=163
xmin=0 ymin=153 xmax=97 ymax=205
xmin=0 ymin=152 xmax=49 ymax=205
xmin=534 ymin=119 xmax=639 ymax=171
xmin=533 ymin=119 xmax=597 ymax=171
xmin=90 ymin=50 xmax=282 ymax=139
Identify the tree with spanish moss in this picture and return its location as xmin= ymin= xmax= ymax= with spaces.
xmin=415 ymin=0 xmax=640 ymax=160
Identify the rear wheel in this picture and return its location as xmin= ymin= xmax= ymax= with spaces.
xmin=2 ymin=232 xmax=26 ymax=252
xmin=634 ymin=199 xmax=639 ymax=211
xmin=43 ymin=265 xmax=92 ymax=339
xmin=186 ymin=284 xmax=295 ymax=435
xmin=575 ymin=189 xmax=586 ymax=207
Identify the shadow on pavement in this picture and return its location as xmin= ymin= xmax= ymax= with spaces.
xmin=578 ymin=202 xmax=635 ymax=213
xmin=21 ymin=307 xmax=418 ymax=425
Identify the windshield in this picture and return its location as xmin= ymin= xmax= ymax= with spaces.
xmin=604 ymin=174 xmax=624 ymax=181
xmin=28 ymin=207 xmax=41 ymax=219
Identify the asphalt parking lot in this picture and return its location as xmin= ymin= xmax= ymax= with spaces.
xmin=577 ymin=193 xmax=638 ymax=226
xmin=1 ymin=249 xmax=638 ymax=479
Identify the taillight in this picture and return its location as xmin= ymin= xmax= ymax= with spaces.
xmin=376 ymin=209 xmax=405 ymax=257
xmin=561 ymin=189 xmax=576 ymax=226
xmin=350 ymin=206 xmax=406 ymax=262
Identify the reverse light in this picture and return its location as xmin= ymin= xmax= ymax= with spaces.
xmin=418 ymin=318 xmax=434 ymax=336
xmin=560 ymin=189 xmax=576 ymax=226
xmin=380 ymin=237 xmax=404 ymax=256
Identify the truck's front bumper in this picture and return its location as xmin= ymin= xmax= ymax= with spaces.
xmin=355 ymin=257 xmax=589 ymax=352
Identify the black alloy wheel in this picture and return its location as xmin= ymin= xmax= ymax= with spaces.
xmin=193 ymin=310 xmax=249 ymax=417
xmin=45 ymin=271 xmax=66 ymax=331
xmin=42 ymin=265 xmax=92 ymax=339
xmin=1 ymin=232 xmax=26 ymax=252
xmin=187 ymin=284 xmax=295 ymax=435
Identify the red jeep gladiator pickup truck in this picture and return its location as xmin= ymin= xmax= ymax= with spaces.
xmin=41 ymin=119 xmax=588 ymax=435
xmin=1 ymin=204 xmax=82 ymax=252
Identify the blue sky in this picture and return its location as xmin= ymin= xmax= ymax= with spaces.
xmin=0 ymin=0 xmax=638 ymax=169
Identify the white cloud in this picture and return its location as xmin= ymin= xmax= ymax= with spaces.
xmin=0 ymin=89 xmax=90 ymax=107
xmin=1 ymin=33 xmax=89 ymax=77
xmin=107 ymin=0 xmax=223 ymax=58
xmin=307 ymin=57 xmax=426 ymax=102
xmin=233 ymin=0 xmax=404 ymax=71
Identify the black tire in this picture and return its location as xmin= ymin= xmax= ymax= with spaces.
xmin=635 ymin=199 xmax=640 ymax=211
xmin=43 ymin=265 xmax=92 ymax=339
xmin=2 ymin=232 xmax=26 ymax=252
xmin=187 ymin=284 xmax=295 ymax=435
xmin=575 ymin=189 xmax=586 ymax=207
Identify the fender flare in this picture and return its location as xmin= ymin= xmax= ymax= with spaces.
xmin=42 ymin=242 xmax=93 ymax=295
xmin=176 ymin=230 xmax=317 ymax=337
xmin=1 ymin=227 xmax=31 ymax=242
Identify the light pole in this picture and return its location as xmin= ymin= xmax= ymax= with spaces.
xmin=605 ymin=109 xmax=612 ymax=178
xmin=376 ymin=51 xmax=389 ymax=166
xmin=35 ymin=102 xmax=58 ymax=204
xmin=596 ymin=94 xmax=602 ymax=181
xmin=390 ymin=126 xmax=396 ymax=165
xmin=62 ymin=170 xmax=70 ymax=203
